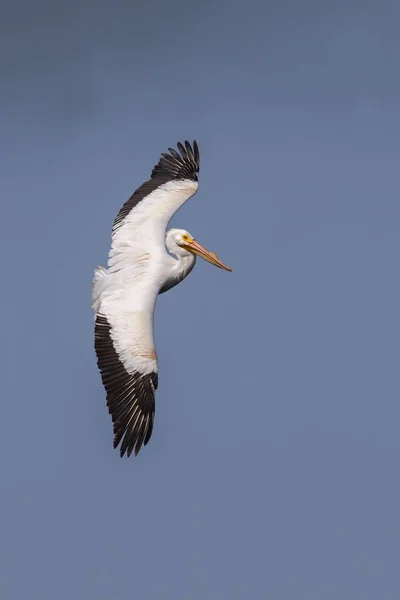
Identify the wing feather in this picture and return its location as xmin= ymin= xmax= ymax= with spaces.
xmin=113 ymin=140 xmax=200 ymax=235
xmin=95 ymin=314 xmax=158 ymax=457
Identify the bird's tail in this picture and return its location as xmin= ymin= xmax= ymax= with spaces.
xmin=93 ymin=265 xmax=107 ymax=284
xmin=92 ymin=266 xmax=108 ymax=314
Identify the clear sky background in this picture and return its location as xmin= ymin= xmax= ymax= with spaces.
xmin=1 ymin=0 xmax=399 ymax=598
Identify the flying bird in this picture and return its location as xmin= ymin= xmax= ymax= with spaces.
xmin=92 ymin=140 xmax=231 ymax=458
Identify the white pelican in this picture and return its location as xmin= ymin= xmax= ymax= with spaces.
xmin=92 ymin=140 xmax=231 ymax=458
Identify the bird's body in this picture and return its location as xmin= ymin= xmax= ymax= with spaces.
xmin=92 ymin=141 xmax=230 ymax=458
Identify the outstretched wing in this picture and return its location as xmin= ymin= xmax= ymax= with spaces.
xmin=113 ymin=139 xmax=200 ymax=234
xmin=95 ymin=312 xmax=158 ymax=458
xmin=93 ymin=140 xmax=200 ymax=457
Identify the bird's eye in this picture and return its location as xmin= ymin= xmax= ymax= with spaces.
xmin=182 ymin=234 xmax=189 ymax=242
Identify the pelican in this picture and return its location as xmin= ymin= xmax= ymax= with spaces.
xmin=92 ymin=140 xmax=231 ymax=458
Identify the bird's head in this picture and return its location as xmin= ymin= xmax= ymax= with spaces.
xmin=167 ymin=229 xmax=231 ymax=271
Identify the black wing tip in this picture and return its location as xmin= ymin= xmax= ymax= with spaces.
xmin=109 ymin=384 xmax=156 ymax=458
xmin=114 ymin=410 xmax=155 ymax=458
xmin=151 ymin=139 xmax=200 ymax=182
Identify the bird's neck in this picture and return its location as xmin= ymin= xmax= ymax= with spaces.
xmin=177 ymin=252 xmax=196 ymax=279
xmin=159 ymin=252 xmax=196 ymax=294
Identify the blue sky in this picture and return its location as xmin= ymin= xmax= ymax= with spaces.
xmin=1 ymin=0 xmax=400 ymax=598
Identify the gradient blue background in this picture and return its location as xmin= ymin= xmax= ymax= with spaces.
xmin=1 ymin=1 xmax=400 ymax=598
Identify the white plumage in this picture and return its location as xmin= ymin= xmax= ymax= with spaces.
xmin=92 ymin=141 xmax=231 ymax=458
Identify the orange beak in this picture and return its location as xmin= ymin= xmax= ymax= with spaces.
xmin=185 ymin=238 xmax=232 ymax=272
